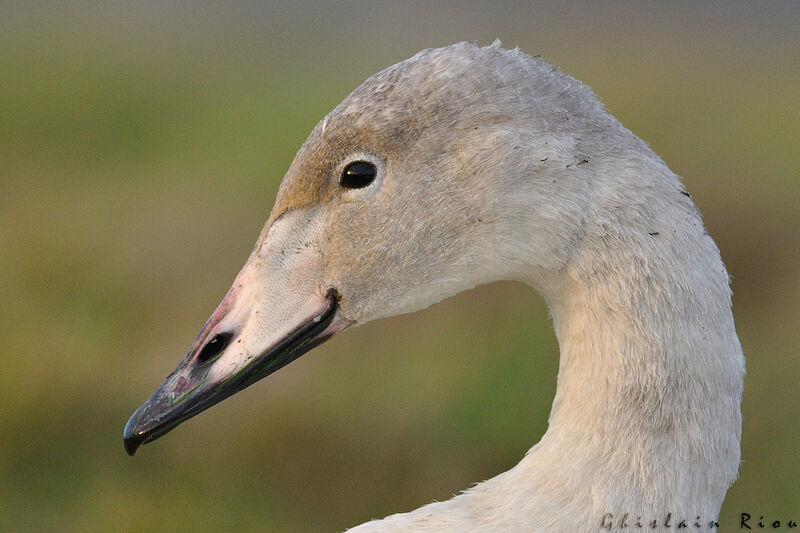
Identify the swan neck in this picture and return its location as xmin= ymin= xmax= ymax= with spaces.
xmin=516 ymin=191 xmax=744 ymax=519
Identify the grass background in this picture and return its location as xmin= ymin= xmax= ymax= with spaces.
xmin=1 ymin=2 xmax=798 ymax=531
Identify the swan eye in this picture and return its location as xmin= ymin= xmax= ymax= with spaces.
xmin=198 ymin=332 xmax=232 ymax=363
xmin=340 ymin=161 xmax=376 ymax=189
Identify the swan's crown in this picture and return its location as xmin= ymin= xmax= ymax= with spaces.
xmin=272 ymin=41 xmax=605 ymax=218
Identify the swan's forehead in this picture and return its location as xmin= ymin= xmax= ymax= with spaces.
xmin=269 ymin=132 xmax=337 ymax=217
xmin=269 ymin=121 xmax=405 ymax=219
xmin=270 ymin=44 xmax=513 ymax=219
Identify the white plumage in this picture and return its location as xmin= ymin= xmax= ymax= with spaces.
xmin=125 ymin=42 xmax=744 ymax=532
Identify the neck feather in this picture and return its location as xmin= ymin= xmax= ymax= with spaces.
xmin=348 ymin=156 xmax=745 ymax=533
xmin=515 ymin=163 xmax=744 ymax=524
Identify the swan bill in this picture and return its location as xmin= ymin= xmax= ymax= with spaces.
xmin=122 ymin=292 xmax=340 ymax=456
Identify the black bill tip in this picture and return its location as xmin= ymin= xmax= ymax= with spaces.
xmin=123 ymin=433 xmax=142 ymax=456
xmin=123 ymin=404 xmax=149 ymax=456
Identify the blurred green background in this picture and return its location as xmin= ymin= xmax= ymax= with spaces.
xmin=1 ymin=2 xmax=798 ymax=531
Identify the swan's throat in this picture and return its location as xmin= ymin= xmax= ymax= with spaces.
xmin=522 ymin=219 xmax=744 ymax=522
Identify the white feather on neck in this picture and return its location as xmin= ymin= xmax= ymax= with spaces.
xmin=347 ymin=110 xmax=744 ymax=533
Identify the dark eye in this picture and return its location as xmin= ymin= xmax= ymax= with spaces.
xmin=340 ymin=161 xmax=376 ymax=189
xmin=197 ymin=332 xmax=232 ymax=363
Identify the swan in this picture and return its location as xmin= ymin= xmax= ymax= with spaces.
xmin=123 ymin=41 xmax=744 ymax=532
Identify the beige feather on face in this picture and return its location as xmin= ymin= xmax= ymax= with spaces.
xmin=265 ymin=44 xmax=592 ymax=325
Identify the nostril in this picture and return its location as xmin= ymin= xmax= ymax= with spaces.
xmin=197 ymin=332 xmax=233 ymax=363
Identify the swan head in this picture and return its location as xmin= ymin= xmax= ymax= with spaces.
xmin=123 ymin=42 xmax=596 ymax=455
